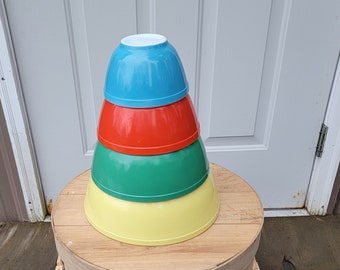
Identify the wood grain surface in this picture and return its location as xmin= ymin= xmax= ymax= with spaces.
xmin=52 ymin=163 xmax=263 ymax=270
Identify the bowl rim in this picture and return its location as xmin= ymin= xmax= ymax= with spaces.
xmin=104 ymin=87 xmax=188 ymax=108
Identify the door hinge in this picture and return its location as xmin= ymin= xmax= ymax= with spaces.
xmin=316 ymin=123 xmax=328 ymax=157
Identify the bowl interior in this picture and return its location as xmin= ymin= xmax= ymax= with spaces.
xmin=121 ymin=33 xmax=167 ymax=47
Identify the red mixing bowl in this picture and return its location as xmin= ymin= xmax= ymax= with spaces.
xmin=97 ymin=96 xmax=200 ymax=155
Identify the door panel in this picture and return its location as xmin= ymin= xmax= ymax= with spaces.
xmin=4 ymin=0 xmax=340 ymax=208
xmin=65 ymin=0 xmax=138 ymax=155
xmin=198 ymin=0 xmax=340 ymax=207
xmin=209 ymin=0 xmax=271 ymax=137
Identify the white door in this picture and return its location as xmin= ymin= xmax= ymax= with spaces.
xmin=4 ymin=0 xmax=340 ymax=209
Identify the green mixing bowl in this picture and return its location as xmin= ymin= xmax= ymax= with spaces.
xmin=91 ymin=137 xmax=208 ymax=202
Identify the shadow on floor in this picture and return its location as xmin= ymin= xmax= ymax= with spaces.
xmin=0 ymin=215 xmax=339 ymax=270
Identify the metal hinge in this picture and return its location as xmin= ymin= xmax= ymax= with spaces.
xmin=316 ymin=123 xmax=328 ymax=157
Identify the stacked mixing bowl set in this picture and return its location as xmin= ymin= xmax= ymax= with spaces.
xmin=84 ymin=34 xmax=220 ymax=246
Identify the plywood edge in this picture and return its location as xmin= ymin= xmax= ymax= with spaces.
xmin=215 ymin=234 xmax=260 ymax=270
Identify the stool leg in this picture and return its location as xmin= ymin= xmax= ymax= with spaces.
xmin=55 ymin=256 xmax=65 ymax=270
xmin=253 ymin=259 xmax=260 ymax=270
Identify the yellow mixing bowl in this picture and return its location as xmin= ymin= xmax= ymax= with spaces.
xmin=84 ymin=174 xmax=219 ymax=246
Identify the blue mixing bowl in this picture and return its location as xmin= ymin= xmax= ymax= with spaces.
xmin=104 ymin=34 xmax=188 ymax=108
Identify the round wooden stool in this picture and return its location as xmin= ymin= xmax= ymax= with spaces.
xmin=52 ymin=163 xmax=263 ymax=270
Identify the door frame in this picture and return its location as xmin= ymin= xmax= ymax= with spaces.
xmin=0 ymin=4 xmax=339 ymax=220
xmin=0 ymin=5 xmax=45 ymax=221
xmin=306 ymin=54 xmax=340 ymax=215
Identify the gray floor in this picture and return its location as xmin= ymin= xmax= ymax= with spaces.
xmin=256 ymin=215 xmax=340 ymax=270
xmin=0 ymin=222 xmax=57 ymax=270
xmin=0 ymin=215 xmax=339 ymax=270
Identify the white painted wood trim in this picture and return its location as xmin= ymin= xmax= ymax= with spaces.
xmin=0 ymin=5 xmax=45 ymax=221
xmin=264 ymin=209 xmax=309 ymax=218
xmin=306 ymin=55 xmax=340 ymax=215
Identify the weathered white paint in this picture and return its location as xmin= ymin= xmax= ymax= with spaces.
xmin=264 ymin=209 xmax=309 ymax=218
xmin=0 ymin=5 xmax=45 ymax=221
xmin=307 ymin=55 xmax=340 ymax=215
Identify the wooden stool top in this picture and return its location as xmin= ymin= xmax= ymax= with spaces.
xmin=52 ymin=163 xmax=263 ymax=270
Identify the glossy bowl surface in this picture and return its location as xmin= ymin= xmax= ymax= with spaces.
xmin=98 ymin=96 xmax=199 ymax=155
xmin=104 ymin=34 xmax=188 ymax=108
xmin=92 ymin=138 xmax=208 ymax=202
xmin=84 ymin=174 xmax=219 ymax=246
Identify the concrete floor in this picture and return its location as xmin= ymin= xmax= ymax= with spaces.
xmin=256 ymin=215 xmax=340 ymax=270
xmin=0 ymin=215 xmax=339 ymax=270
xmin=0 ymin=222 xmax=57 ymax=270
